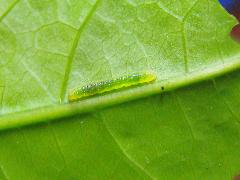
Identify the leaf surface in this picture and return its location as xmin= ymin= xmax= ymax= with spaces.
xmin=1 ymin=70 xmax=240 ymax=179
xmin=1 ymin=0 xmax=240 ymax=115
xmin=0 ymin=0 xmax=240 ymax=179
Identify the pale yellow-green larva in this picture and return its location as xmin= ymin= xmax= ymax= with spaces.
xmin=68 ymin=72 xmax=157 ymax=102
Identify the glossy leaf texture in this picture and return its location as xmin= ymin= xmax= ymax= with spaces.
xmin=1 ymin=0 xmax=240 ymax=179
xmin=1 ymin=0 xmax=240 ymax=115
xmin=1 ymin=70 xmax=240 ymax=179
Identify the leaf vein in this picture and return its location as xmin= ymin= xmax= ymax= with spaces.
xmin=20 ymin=60 xmax=55 ymax=101
xmin=0 ymin=0 xmax=20 ymax=23
xmin=0 ymin=165 xmax=9 ymax=180
xmin=174 ymin=92 xmax=196 ymax=140
xmin=0 ymin=86 xmax=5 ymax=111
xmin=101 ymin=114 xmax=156 ymax=180
xmin=212 ymin=79 xmax=240 ymax=125
xmin=181 ymin=0 xmax=200 ymax=73
xmin=59 ymin=0 xmax=102 ymax=102
xmin=182 ymin=0 xmax=200 ymax=22
xmin=157 ymin=1 xmax=182 ymax=21
xmin=49 ymin=124 xmax=67 ymax=171
xmin=181 ymin=23 xmax=189 ymax=73
xmin=173 ymin=92 xmax=198 ymax=180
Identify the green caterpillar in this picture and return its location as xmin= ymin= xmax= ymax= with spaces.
xmin=68 ymin=72 xmax=156 ymax=102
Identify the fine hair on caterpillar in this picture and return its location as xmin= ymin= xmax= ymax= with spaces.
xmin=68 ymin=72 xmax=157 ymax=102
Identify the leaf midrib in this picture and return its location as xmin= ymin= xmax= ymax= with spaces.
xmin=1 ymin=56 xmax=240 ymax=131
xmin=1 ymin=0 xmax=240 ymax=132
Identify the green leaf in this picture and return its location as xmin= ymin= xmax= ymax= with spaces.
xmin=0 ymin=0 xmax=240 ymax=179
xmin=1 ymin=70 xmax=240 ymax=179
xmin=1 ymin=0 xmax=240 ymax=116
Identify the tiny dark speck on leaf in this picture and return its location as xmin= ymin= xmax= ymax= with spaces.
xmin=161 ymin=86 xmax=165 ymax=91
xmin=233 ymin=174 xmax=240 ymax=180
